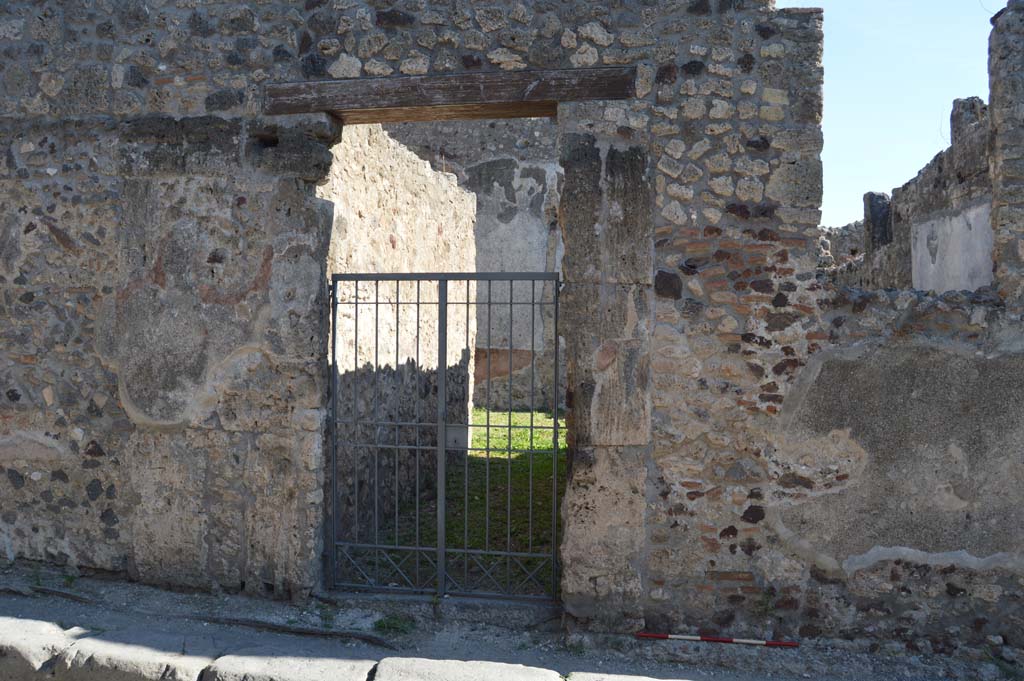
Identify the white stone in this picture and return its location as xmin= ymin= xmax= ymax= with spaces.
xmin=709 ymin=176 xmax=735 ymax=197
xmin=55 ymin=631 xmax=218 ymax=681
xmin=665 ymin=139 xmax=687 ymax=159
xmin=680 ymin=98 xmax=706 ymax=120
xmin=0 ymin=19 xmax=24 ymax=40
xmin=578 ymin=21 xmax=613 ymax=47
xmin=318 ymin=38 xmax=342 ymax=56
xmin=203 ymin=654 xmax=377 ymax=681
xmin=0 ymin=616 xmax=71 ymax=674
xmin=399 ymin=52 xmax=429 ymax=75
xmin=488 ymin=48 xmax=527 ymax=70
xmin=667 ymin=184 xmax=694 ymax=202
xmin=328 ymin=53 xmax=362 ymax=78
xmin=662 ymin=201 xmax=689 ymax=226
xmin=636 ymin=63 xmax=655 ymax=99
xmin=736 ymin=177 xmax=765 ymax=203
xmin=570 ymin=43 xmax=598 ymax=68
xmin=912 ymin=200 xmax=994 ymax=292
xmin=688 ymin=139 xmax=712 ymax=160
xmin=375 ymin=658 xmax=561 ymax=681
xmin=364 ymin=59 xmax=393 ymax=77
xmin=709 ymin=99 xmax=735 ymax=119
xmin=657 ymin=156 xmax=683 ymax=179
xmin=705 ymin=152 xmax=732 ymax=174
xmin=762 ymin=87 xmax=790 ymax=105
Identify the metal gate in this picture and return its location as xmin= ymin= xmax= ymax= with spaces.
xmin=328 ymin=273 xmax=563 ymax=600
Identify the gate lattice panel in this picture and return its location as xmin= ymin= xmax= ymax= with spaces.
xmin=328 ymin=273 xmax=562 ymax=600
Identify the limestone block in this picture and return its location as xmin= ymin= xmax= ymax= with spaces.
xmin=203 ymin=653 xmax=376 ymax=681
xmin=52 ymin=631 xmax=218 ymax=681
xmin=0 ymin=616 xmax=71 ymax=676
xmin=560 ymin=445 xmax=648 ymax=628
xmin=561 ymin=283 xmax=651 ymax=448
xmin=558 ymin=132 xmax=653 ymax=286
xmin=374 ymin=658 xmax=560 ymax=681
xmin=764 ymin=157 xmax=822 ymax=208
xmin=569 ymin=671 xmax=663 ymax=675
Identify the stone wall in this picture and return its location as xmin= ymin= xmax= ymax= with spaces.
xmin=2 ymin=0 xmax=1023 ymax=654
xmin=0 ymin=110 xmax=338 ymax=597
xmin=990 ymin=1 xmax=1024 ymax=305
xmin=824 ymin=99 xmax=995 ymax=293
xmin=320 ymin=124 xmax=476 ymax=561
xmin=762 ymin=286 xmax=1023 ymax=648
xmin=384 ymin=118 xmax=564 ymax=413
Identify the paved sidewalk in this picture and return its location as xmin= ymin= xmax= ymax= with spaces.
xmin=0 ymin=565 xmax=1001 ymax=680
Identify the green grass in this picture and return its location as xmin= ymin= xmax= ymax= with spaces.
xmin=401 ymin=407 xmax=567 ymax=552
xmin=317 ymin=603 xmax=336 ymax=629
xmin=445 ymin=407 xmax=568 ymax=554
xmin=373 ymin=613 xmax=417 ymax=635
xmin=347 ymin=408 xmax=567 ymax=595
xmin=402 ymin=410 xmax=564 ymax=556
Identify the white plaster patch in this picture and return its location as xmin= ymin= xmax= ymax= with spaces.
xmin=911 ymin=199 xmax=994 ymax=292
xmin=843 ymin=547 xmax=1024 ymax=576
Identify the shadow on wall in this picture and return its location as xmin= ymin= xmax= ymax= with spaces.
xmin=332 ymin=351 xmax=473 ymax=554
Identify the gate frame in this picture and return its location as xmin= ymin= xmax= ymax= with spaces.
xmin=327 ymin=271 xmax=561 ymax=601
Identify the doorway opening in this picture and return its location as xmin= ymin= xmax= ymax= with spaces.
xmin=328 ymin=273 xmax=564 ymax=600
xmin=273 ymin=66 xmax=638 ymax=603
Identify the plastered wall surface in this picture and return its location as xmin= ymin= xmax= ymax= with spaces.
xmin=911 ymin=200 xmax=994 ymax=292
xmin=0 ymin=0 xmax=1022 ymax=652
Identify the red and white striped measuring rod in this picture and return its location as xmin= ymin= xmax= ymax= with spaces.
xmin=635 ymin=632 xmax=800 ymax=648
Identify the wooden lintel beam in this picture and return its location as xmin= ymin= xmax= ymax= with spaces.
xmin=332 ymin=101 xmax=558 ymax=125
xmin=264 ymin=67 xmax=636 ymax=119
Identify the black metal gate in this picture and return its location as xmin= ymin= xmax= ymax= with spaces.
xmin=328 ymin=273 xmax=562 ymax=600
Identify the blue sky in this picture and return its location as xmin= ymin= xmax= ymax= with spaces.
xmin=775 ymin=0 xmax=997 ymax=226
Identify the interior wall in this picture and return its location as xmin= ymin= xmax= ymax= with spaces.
xmin=319 ymin=124 xmax=477 ymax=569
xmin=384 ymin=119 xmax=564 ymax=412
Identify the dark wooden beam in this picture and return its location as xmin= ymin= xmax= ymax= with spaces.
xmin=264 ymin=67 xmax=636 ymax=121
xmin=331 ymin=101 xmax=558 ymax=124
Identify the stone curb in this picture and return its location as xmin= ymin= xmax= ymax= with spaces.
xmin=0 ymin=614 xmax=688 ymax=681
xmin=373 ymin=657 xmax=563 ymax=681
xmin=565 ymin=674 xmax=663 ymax=681
xmin=203 ymin=652 xmax=378 ymax=681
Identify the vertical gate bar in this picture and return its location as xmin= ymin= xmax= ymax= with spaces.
xmin=528 ymin=279 xmax=535 ymax=556
xmin=353 ymin=282 xmax=359 ymax=547
xmin=328 ymin=279 xmax=338 ymax=588
xmin=507 ymin=279 xmax=513 ymax=592
xmin=415 ymin=280 xmax=421 ymax=587
xmin=485 ymin=281 xmax=492 ymax=555
xmin=436 ymin=279 xmax=448 ymax=596
xmin=464 ymin=281 xmax=470 ymax=587
xmin=394 ymin=281 xmax=400 ymax=547
xmin=374 ymin=279 xmax=380 ymax=585
xmin=550 ymin=278 xmax=560 ymax=597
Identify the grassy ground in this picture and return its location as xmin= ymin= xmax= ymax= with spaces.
xmin=444 ymin=407 xmax=568 ymax=553
xmin=348 ymin=408 xmax=567 ymax=595
xmin=401 ymin=407 xmax=568 ymax=551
